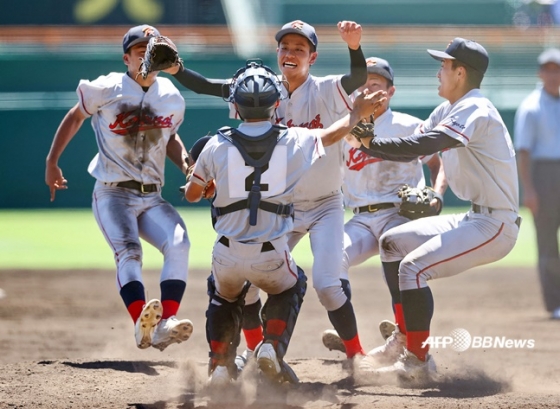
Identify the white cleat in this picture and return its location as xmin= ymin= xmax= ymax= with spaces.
xmin=207 ymin=365 xmax=233 ymax=387
xmin=234 ymin=348 xmax=254 ymax=372
xmin=376 ymin=349 xmax=437 ymax=388
xmin=135 ymin=299 xmax=163 ymax=349
xmin=257 ymin=342 xmax=281 ymax=380
xmin=379 ymin=320 xmax=397 ymax=340
xmin=151 ymin=316 xmax=193 ymax=351
xmin=360 ymin=326 xmax=406 ymax=370
xmin=322 ymin=329 xmax=346 ymax=353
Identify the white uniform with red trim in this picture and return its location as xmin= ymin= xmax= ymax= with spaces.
xmin=78 ymin=72 xmax=190 ymax=290
xmin=276 ymin=75 xmax=353 ymax=311
xmin=380 ymin=89 xmax=520 ymax=290
xmin=341 ymin=109 xmax=427 ymax=278
xmin=190 ymin=121 xmax=326 ymax=301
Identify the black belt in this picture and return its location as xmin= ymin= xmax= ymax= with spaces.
xmin=472 ymin=204 xmax=493 ymax=214
xmin=472 ymin=204 xmax=521 ymax=228
xmin=354 ymin=203 xmax=396 ymax=214
xmin=116 ymin=180 xmax=158 ymax=193
xmin=218 ymin=236 xmax=275 ymax=252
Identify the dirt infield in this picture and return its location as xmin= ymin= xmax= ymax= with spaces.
xmin=0 ymin=265 xmax=559 ymax=408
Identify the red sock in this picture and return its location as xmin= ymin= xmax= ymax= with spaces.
xmin=161 ymin=300 xmax=179 ymax=319
xmin=243 ymin=326 xmax=264 ymax=351
xmin=342 ymin=334 xmax=365 ymax=358
xmin=394 ymin=303 xmax=407 ymax=334
xmin=127 ymin=299 xmax=145 ymax=323
xmin=406 ymin=330 xmax=430 ymax=361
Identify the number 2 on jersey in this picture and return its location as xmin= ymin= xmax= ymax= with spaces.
xmin=228 ymin=146 xmax=288 ymax=198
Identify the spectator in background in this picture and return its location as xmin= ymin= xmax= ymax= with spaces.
xmin=514 ymin=48 xmax=560 ymax=320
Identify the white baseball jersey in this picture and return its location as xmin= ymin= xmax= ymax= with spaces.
xmin=191 ymin=121 xmax=326 ymax=243
xmin=274 ymin=75 xmax=352 ymax=201
xmin=419 ymin=89 xmax=519 ymax=212
xmin=78 ymin=72 xmax=185 ymax=185
xmin=342 ymin=108 xmax=426 ymax=208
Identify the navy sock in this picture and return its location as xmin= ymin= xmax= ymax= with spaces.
xmin=401 ymin=287 xmax=434 ymax=331
xmin=327 ymin=299 xmax=358 ymax=340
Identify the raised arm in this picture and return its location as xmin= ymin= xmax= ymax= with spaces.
xmin=171 ymin=66 xmax=231 ymax=98
xmin=345 ymin=130 xmax=462 ymax=162
xmin=317 ymin=90 xmax=386 ymax=146
xmin=338 ymin=21 xmax=367 ymax=95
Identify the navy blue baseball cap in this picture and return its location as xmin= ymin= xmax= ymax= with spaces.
xmin=427 ymin=38 xmax=489 ymax=74
xmin=122 ymin=24 xmax=160 ymax=53
xmin=365 ymin=57 xmax=394 ymax=82
xmin=275 ymin=20 xmax=318 ymax=49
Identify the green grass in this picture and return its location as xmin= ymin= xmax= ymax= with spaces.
xmin=0 ymin=207 xmax=536 ymax=270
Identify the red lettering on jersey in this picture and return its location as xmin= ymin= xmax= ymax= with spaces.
xmin=109 ymin=110 xmax=174 ymax=135
xmin=346 ymin=147 xmax=382 ymax=171
xmin=278 ymin=114 xmax=324 ymax=129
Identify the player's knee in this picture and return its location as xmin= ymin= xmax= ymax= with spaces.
xmin=119 ymin=242 xmax=143 ymax=265
xmin=379 ymin=231 xmax=404 ymax=261
xmin=315 ymin=285 xmax=347 ymax=311
xmin=398 ymin=260 xmax=428 ymax=291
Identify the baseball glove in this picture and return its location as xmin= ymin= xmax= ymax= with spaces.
xmin=349 ymin=117 xmax=375 ymax=141
xmin=397 ymin=184 xmax=443 ymax=220
xmin=139 ymin=36 xmax=182 ymax=79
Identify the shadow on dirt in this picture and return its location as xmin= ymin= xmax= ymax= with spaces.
xmin=59 ymin=360 xmax=177 ymax=376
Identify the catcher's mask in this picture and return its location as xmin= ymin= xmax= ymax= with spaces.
xmin=228 ymin=59 xmax=284 ymax=120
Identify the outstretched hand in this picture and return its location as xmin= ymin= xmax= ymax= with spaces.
xmin=352 ymin=89 xmax=387 ymax=121
xmin=337 ymin=21 xmax=362 ymax=50
xmin=45 ymin=164 xmax=67 ymax=202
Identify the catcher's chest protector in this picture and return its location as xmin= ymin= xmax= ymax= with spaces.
xmin=217 ymin=125 xmax=287 ymax=226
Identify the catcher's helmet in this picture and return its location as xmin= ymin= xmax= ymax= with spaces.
xmin=229 ymin=60 xmax=283 ymax=120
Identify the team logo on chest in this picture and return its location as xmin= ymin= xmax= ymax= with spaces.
xmin=346 ymin=147 xmax=382 ymax=171
xmin=109 ymin=109 xmax=174 ymax=135
xmin=276 ymin=114 xmax=324 ymax=129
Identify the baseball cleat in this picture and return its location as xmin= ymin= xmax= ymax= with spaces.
xmin=257 ymin=342 xmax=281 ymax=380
xmin=322 ymin=329 xmax=346 ymax=353
xmin=379 ymin=320 xmax=397 ymax=340
xmin=207 ymin=365 xmax=233 ymax=387
xmin=151 ymin=316 xmax=193 ymax=351
xmin=373 ymin=349 xmax=437 ymax=388
xmin=135 ymin=299 xmax=163 ymax=349
xmin=360 ymin=326 xmax=406 ymax=369
xmin=234 ymin=348 xmax=254 ymax=373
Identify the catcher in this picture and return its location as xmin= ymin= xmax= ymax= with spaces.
xmin=321 ymin=57 xmax=447 ymax=366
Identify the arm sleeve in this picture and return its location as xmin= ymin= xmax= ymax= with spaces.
xmin=359 ymin=130 xmax=462 ymax=162
xmin=340 ymin=46 xmax=367 ymax=95
xmin=173 ymin=67 xmax=230 ymax=98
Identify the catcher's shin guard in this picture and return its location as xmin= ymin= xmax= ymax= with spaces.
xmin=205 ymin=275 xmax=250 ymax=376
xmin=261 ymin=266 xmax=307 ymax=359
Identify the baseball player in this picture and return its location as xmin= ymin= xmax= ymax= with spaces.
xmin=184 ymin=61 xmax=386 ymax=385
xmin=45 ymin=25 xmax=194 ymax=352
xmin=514 ymin=48 xmax=560 ymax=320
xmin=347 ymin=38 xmax=520 ymax=386
xmin=231 ymin=20 xmax=371 ymax=367
xmin=321 ymin=57 xmax=447 ymax=361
